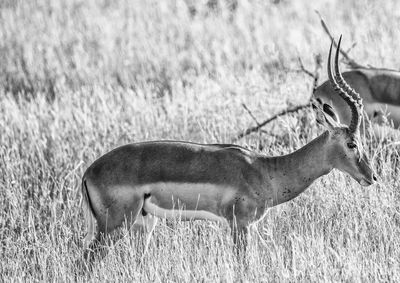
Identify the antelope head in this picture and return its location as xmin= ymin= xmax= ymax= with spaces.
xmin=313 ymin=36 xmax=377 ymax=186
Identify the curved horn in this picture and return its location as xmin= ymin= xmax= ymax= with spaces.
xmin=327 ymin=39 xmax=361 ymax=133
xmin=334 ymin=35 xmax=363 ymax=108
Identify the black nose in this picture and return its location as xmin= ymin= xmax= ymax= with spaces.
xmin=372 ymin=174 xmax=377 ymax=182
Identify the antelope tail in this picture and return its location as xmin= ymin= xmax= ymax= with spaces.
xmin=81 ymin=178 xmax=96 ymax=248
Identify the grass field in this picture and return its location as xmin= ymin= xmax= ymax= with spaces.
xmin=1 ymin=0 xmax=400 ymax=281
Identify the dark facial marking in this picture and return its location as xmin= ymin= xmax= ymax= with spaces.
xmin=323 ymin=103 xmax=335 ymax=118
xmin=347 ymin=142 xmax=357 ymax=149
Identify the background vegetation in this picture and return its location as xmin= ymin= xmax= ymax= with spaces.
xmin=1 ymin=0 xmax=400 ymax=281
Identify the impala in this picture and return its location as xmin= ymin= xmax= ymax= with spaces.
xmin=315 ymin=46 xmax=400 ymax=128
xmin=81 ymin=38 xmax=377 ymax=259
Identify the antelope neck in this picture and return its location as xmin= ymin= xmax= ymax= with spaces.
xmin=263 ymin=131 xmax=333 ymax=206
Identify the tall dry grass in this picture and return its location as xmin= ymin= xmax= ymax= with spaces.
xmin=0 ymin=0 xmax=400 ymax=281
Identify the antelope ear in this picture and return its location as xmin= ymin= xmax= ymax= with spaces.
xmin=312 ymin=102 xmax=341 ymax=130
xmin=322 ymin=103 xmax=341 ymax=123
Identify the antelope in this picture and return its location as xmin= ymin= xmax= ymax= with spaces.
xmin=81 ymin=38 xmax=377 ymax=259
xmin=315 ymin=56 xmax=400 ymax=128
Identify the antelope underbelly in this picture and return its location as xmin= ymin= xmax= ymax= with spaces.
xmin=143 ymin=199 xmax=227 ymax=223
xmin=139 ymin=182 xmax=236 ymax=223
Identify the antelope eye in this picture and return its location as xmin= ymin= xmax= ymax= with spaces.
xmin=347 ymin=142 xmax=357 ymax=149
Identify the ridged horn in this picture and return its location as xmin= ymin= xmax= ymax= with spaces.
xmin=334 ymin=35 xmax=363 ymax=108
xmin=327 ymin=38 xmax=361 ymax=133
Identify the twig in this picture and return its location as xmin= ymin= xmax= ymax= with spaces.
xmin=232 ymin=104 xmax=311 ymax=142
xmin=315 ymin=10 xmax=370 ymax=69
xmin=312 ymin=54 xmax=322 ymax=95
xmin=345 ymin=42 xmax=357 ymax=54
xmin=297 ymin=57 xmax=315 ymax=78
xmin=241 ymin=103 xmax=260 ymax=126
xmin=286 ymin=57 xmax=316 ymax=79
xmin=292 ymin=54 xmax=322 ymax=94
xmin=317 ymin=11 xmax=400 ymax=72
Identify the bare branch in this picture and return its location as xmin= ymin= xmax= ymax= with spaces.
xmin=345 ymin=42 xmax=357 ymax=54
xmin=297 ymin=57 xmax=315 ymax=78
xmin=232 ymin=104 xmax=311 ymax=142
xmin=312 ymin=54 xmax=322 ymax=95
xmin=241 ymin=103 xmax=260 ymax=126
xmin=315 ymin=10 xmax=369 ymax=69
xmin=233 ymin=53 xmax=322 ymax=142
xmin=286 ymin=57 xmax=316 ymax=78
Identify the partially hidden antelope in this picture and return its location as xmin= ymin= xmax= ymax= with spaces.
xmin=81 ymin=38 xmax=377 ymax=259
xmin=315 ymin=41 xmax=400 ymax=128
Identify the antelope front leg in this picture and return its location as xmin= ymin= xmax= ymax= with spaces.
xmin=232 ymin=224 xmax=249 ymax=266
xmin=229 ymin=218 xmax=249 ymax=261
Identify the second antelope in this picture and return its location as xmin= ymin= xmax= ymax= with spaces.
xmin=82 ymin=38 xmax=377 ymax=259
xmin=315 ymin=49 xmax=400 ymax=128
